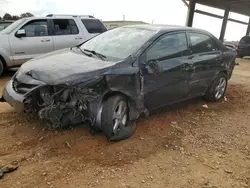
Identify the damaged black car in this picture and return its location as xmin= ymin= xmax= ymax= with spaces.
xmin=1 ymin=25 xmax=236 ymax=141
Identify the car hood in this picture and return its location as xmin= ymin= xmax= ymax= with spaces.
xmin=19 ymin=49 xmax=117 ymax=85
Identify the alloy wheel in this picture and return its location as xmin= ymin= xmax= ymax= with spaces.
xmin=215 ymin=77 xmax=227 ymax=99
xmin=112 ymin=101 xmax=128 ymax=135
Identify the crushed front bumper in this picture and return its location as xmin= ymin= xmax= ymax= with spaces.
xmin=1 ymin=80 xmax=25 ymax=112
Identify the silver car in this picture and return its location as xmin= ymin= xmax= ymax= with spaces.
xmin=0 ymin=14 xmax=107 ymax=76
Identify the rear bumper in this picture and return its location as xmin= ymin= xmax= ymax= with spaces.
xmin=2 ymin=80 xmax=24 ymax=112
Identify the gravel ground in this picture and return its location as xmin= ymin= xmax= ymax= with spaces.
xmin=0 ymin=59 xmax=250 ymax=188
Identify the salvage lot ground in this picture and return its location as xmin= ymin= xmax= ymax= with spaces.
xmin=0 ymin=59 xmax=250 ymax=188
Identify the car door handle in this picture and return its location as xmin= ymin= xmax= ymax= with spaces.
xmin=41 ymin=38 xmax=50 ymax=42
xmin=75 ymin=37 xmax=83 ymax=40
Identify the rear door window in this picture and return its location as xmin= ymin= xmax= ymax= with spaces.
xmin=52 ymin=19 xmax=79 ymax=35
xmin=81 ymin=19 xmax=107 ymax=33
xmin=189 ymin=32 xmax=219 ymax=54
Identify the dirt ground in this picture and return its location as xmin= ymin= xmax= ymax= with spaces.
xmin=1 ymin=59 xmax=250 ymax=188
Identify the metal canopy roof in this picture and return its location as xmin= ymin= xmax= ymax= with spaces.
xmin=190 ymin=0 xmax=250 ymax=16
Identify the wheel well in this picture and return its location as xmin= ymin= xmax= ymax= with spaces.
xmin=102 ymin=91 xmax=135 ymax=106
xmin=0 ymin=55 xmax=7 ymax=69
xmin=219 ymin=70 xmax=228 ymax=78
xmin=102 ymin=91 xmax=140 ymax=120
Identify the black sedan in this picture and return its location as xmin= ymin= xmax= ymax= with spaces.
xmin=1 ymin=25 xmax=236 ymax=141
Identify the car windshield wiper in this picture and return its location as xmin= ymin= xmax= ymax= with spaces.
xmin=83 ymin=49 xmax=106 ymax=61
xmin=74 ymin=46 xmax=93 ymax=57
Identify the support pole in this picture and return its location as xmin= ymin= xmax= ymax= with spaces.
xmin=246 ymin=18 xmax=250 ymax=36
xmin=219 ymin=6 xmax=230 ymax=42
xmin=186 ymin=0 xmax=196 ymax=27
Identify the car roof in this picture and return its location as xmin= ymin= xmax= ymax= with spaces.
xmin=23 ymin=16 xmax=99 ymax=20
xmin=123 ymin=24 xmax=209 ymax=33
xmin=241 ymin=36 xmax=250 ymax=39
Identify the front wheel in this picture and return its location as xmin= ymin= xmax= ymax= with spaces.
xmin=101 ymin=95 xmax=136 ymax=141
xmin=204 ymin=73 xmax=228 ymax=101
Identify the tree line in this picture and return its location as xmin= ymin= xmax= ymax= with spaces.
xmin=0 ymin=12 xmax=34 ymax=20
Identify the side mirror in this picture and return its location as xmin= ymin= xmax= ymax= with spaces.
xmin=15 ymin=29 xmax=26 ymax=38
xmin=146 ymin=60 xmax=163 ymax=75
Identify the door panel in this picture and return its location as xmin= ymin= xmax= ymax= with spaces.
xmin=141 ymin=32 xmax=190 ymax=110
xmin=143 ymin=57 xmax=191 ymax=110
xmin=188 ymin=32 xmax=223 ymax=96
xmin=188 ymin=51 xmax=222 ymax=95
xmin=52 ymin=19 xmax=82 ymax=50
xmin=10 ymin=19 xmax=53 ymax=66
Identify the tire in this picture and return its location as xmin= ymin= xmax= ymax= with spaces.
xmin=204 ymin=73 xmax=228 ymax=102
xmin=101 ymin=95 xmax=136 ymax=141
xmin=0 ymin=59 xmax=4 ymax=77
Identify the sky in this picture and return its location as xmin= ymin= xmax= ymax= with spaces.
xmin=0 ymin=0 xmax=249 ymax=41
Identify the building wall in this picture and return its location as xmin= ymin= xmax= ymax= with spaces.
xmin=103 ymin=21 xmax=147 ymax=30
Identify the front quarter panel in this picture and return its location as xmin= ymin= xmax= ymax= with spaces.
xmin=105 ymin=65 xmax=143 ymax=108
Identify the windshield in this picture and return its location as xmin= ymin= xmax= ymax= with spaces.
xmin=80 ymin=27 xmax=157 ymax=60
xmin=0 ymin=19 xmax=26 ymax=34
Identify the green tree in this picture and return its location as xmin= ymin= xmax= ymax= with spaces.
xmin=20 ymin=12 xmax=34 ymax=18
xmin=12 ymin=15 xmax=20 ymax=20
xmin=3 ymin=13 xmax=12 ymax=20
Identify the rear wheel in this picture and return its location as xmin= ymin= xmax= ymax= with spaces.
xmin=204 ymin=73 xmax=228 ymax=101
xmin=101 ymin=95 xmax=136 ymax=141
xmin=0 ymin=60 xmax=4 ymax=77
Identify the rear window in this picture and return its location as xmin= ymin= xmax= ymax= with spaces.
xmin=81 ymin=19 xmax=107 ymax=34
xmin=52 ymin=19 xmax=79 ymax=35
xmin=240 ymin=37 xmax=250 ymax=44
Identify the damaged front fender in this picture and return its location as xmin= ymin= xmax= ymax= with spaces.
xmin=24 ymin=79 xmax=106 ymax=129
xmin=23 ymin=71 xmax=145 ymax=130
xmin=16 ymin=56 xmax=145 ymax=130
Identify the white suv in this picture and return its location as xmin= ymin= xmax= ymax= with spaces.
xmin=0 ymin=14 xmax=107 ymax=76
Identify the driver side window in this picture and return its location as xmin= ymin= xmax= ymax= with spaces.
xmin=21 ymin=19 xmax=48 ymax=37
xmin=146 ymin=33 xmax=188 ymax=61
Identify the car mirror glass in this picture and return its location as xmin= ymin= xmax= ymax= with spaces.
xmin=16 ymin=29 xmax=26 ymax=38
xmin=147 ymin=60 xmax=163 ymax=75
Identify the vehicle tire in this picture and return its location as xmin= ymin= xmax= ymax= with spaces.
xmin=204 ymin=73 xmax=228 ymax=102
xmin=0 ymin=59 xmax=4 ymax=77
xmin=101 ymin=95 xmax=136 ymax=141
